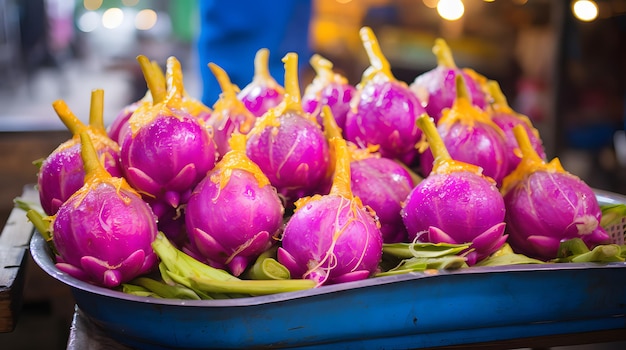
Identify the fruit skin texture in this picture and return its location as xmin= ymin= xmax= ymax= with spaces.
xmin=492 ymin=111 xmax=546 ymax=176
xmin=53 ymin=182 xmax=159 ymax=288
xmin=38 ymin=138 xmax=121 ymax=216
xmin=419 ymin=119 xmax=509 ymax=186
xmin=185 ymin=169 xmax=284 ymax=276
xmin=279 ymin=195 xmax=383 ymax=285
xmin=402 ymin=114 xmax=508 ymax=266
xmin=409 ymin=38 xmax=487 ymax=122
xmin=500 ymin=125 xmax=611 ymax=261
xmin=345 ymin=76 xmax=425 ymax=161
xmin=344 ymin=27 xmax=425 ymax=163
xmin=119 ymin=109 xmax=217 ymax=210
xmin=278 ymin=136 xmax=383 ymax=286
xmin=402 ymin=171 xmax=507 ymax=265
xmin=246 ymin=110 xmax=330 ymax=202
xmin=411 ymin=67 xmax=487 ymax=122
xmin=418 ymin=74 xmax=509 ymax=186
xmin=503 ymin=171 xmax=610 ymax=260
xmin=350 ymin=157 xmax=414 ymax=243
xmin=301 ymin=54 xmax=356 ymax=132
xmin=52 ymin=133 xmax=158 ymax=289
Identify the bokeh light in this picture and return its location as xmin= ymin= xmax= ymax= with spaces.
xmin=437 ymin=0 xmax=465 ymax=21
xmin=572 ymin=0 xmax=598 ymax=22
xmin=135 ymin=9 xmax=158 ymax=31
xmin=77 ymin=11 xmax=100 ymax=33
xmin=102 ymin=8 xmax=125 ymax=29
xmin=83 ymin=0 xmax=103 ymax=11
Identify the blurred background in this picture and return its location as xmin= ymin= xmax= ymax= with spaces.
xmin=0 ymin=0 xmax=625 ymax=349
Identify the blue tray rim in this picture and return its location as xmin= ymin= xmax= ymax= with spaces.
xmin=30 ymin=232 xmax=626 ymax=308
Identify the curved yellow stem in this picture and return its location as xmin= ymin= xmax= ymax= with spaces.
xmin=89 ymin=89 xmax=106 ymax=133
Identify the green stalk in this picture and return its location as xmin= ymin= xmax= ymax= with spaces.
xmin=189 ymin=276 xmax=315 ymax=296
xmin=243 ymin=246 xmax=291 ymax=280
xmin=26 ymin=209 xmax=52 ymax=242
xmin=122 ymin=283 xmax=157 ymax=297
xmin=377 ymin=256 xmax=468 ymax=277
xmin=383 ymin=242 xmax=470 ymax=259
xmin=129 ymin=277 xmax=201 ymax=300
xmin=571 ymin=244 xmax=624 ymax=263
xmin=600 ymin=204 xmax=626 ymax=228
xmin=557 ymin=238 xmax=590 ymax=258
xmin=151 ymin=232 xmax=238 ymax=282
xmin=476 ymin=253 xmax=545 ymax=266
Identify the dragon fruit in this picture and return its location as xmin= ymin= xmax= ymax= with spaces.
xmin=488 ymin=80 xmax=546 ymax=176
xmin=419 ymin=75 xmax=509 ymax=186
xmin=206 ymin=62 xmax=256 ymax=159
xmin=185 ymin=133 xmax=285 ymax=276
xmin=402 ymin=114 xmax=507 ymax=265
xmin=119 ymin=56 xmax=217 ymax=218
xmin=301 ymin=54 xmax=356 ymax=132
xmin=344 ymin=26 xmax=425 ymax=164
xmin=38 ymin=90 xmax=122 ymax=216
xmin=246 ymin=52 xmax=330 ymax=204
xmin=238 ymin=48 xmax=284 ymax=117
xmin=501 ymin=125 xmax=610 ymax=260
xmin=409 ymin=38 xmax=488 ymax=122
xmin=278 ymin=135 xmax=383 ymax=286
xmin=51 ymin=132 xmax=158 ymax=288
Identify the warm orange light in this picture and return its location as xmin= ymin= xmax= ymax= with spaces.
xmin=423 ymin=0 xmax=438 ymax=9
xmin=437 ymin=0 xmax=465 ymax=21
xmin=572 ymin=0 xmax=598 ymax=22
xmin=83 ymin=0 xmax=102 ymax=11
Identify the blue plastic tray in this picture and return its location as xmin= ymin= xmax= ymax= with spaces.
xmin=29 ymin=190 xmax=626 ymax=349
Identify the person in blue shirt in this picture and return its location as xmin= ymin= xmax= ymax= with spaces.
xmin=197 ymin=0 xmax=312 ymax=106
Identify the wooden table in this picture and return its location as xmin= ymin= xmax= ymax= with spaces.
xmin=66 ymin=307 xmax=626 ymax=350
xmin=0 ymin=185 xmax=38 ymax=332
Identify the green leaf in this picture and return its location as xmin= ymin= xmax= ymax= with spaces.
xmin=383 ymin=242 xmax=471 ymax=259
xmin=476 ymin=253 xmax=545 ymax=266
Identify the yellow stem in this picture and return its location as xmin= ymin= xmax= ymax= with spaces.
xmin=328 ymin=137 xmax=352 ymax=199
xmin=253 ymin=48 xmax=271 ymax=81
xmin=151 ymin=60 xmax=166 ymax=100
xmin=79 ymin=132 xmax=107 ymax=182
xmin=487 ymin=80 xmax=514 ymax=114
xmin=433 ymin=38 xmax=457 ymax=69
xmin=281 ymin=52 xmax=302 ymax=113
xmin=209 ymin=62 xmax=237 ymax=101
xmin=166 ymin=56 xmax=184 ymax=100
xmin=513 ymin=124 xmax=543 ymax=165
xmin=52 ymin=100 xmax=87 ymax=136
xmin=137 ymin=55 xmax=166 ymax=104
xmin=416 ymin=113 xmax=451 ymax=167
xmin=455 ymin=73 xmax=471 ymax=104
xmin=89 ymin=89 xmax=106 ymax=132
xmin=359 ymin=26 xmax=394 ymax=80
xmin=322 ymin=105 xmax=342 ymax=141
xmin=310 ymin=54 xmax=333 ymax=80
